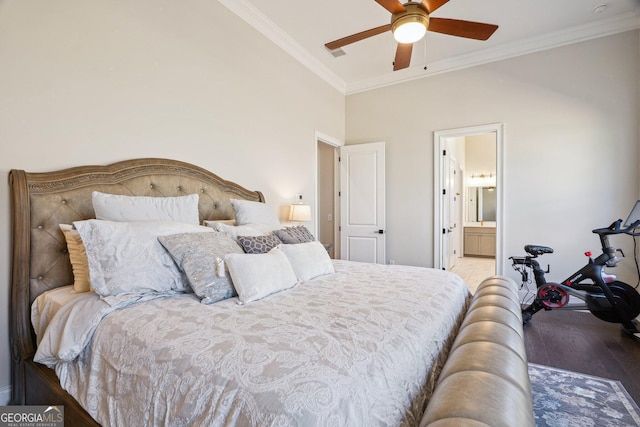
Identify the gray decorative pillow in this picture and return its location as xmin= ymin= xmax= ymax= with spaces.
xmin=237 ymin=234 xmax=282 ymax=254
xmin=158 ymin=232 xmax=244 ymax=304
xmin=273 ymin=226 xmax=315 ymax=244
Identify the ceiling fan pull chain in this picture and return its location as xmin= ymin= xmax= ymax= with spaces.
xmin=424 ymin=37 xmax=428 ymax=71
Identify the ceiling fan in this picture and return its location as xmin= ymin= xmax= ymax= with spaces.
xmin=324 ymin=0 xmax=498 ymax=71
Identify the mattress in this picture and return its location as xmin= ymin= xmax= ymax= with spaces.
xmin=34 ymin=260 xmax=470 ymax=426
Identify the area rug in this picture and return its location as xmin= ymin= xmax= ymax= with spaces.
xmin=529 ymin=363 xmax=640 ymax=427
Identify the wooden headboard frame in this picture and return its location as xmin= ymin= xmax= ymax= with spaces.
xmin=9 ymin=158 xmax=264 ymax=411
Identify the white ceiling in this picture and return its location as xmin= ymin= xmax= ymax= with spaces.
xmin=220 ymin=0 xmax=640 ymax=94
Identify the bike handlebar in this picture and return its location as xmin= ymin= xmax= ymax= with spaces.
xmin=592 ymin=219 xmax=640 ymax=236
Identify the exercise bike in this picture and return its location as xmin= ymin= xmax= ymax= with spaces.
xmin=510 ymin=218 xmax=640 ymax=339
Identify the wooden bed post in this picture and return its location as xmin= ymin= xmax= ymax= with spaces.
xmin=8 ymin=169 xmax=34 ymax=405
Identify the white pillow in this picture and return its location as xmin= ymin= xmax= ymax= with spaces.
xmin=203 ymin=219 xmax=236 ymax=227
xmin=92 ymin=191 xmax=200 ymax=224
xmin=278 ymin=241 xmax=335 ymax=281
xmin=225 ymin=248 xmax=297 ymax=304
xmin=231 ymin=199 xmax=280 ymax=227
xmin=59 ymin=224 xmax=92 ymax=293
xmin=73 ymin=220 xmax=210 ymax=301
xmin=205 ymin=222 xmax=263 ymax=239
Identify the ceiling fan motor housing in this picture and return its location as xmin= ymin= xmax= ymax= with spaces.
xmin=391 ymin=3 xmax=430 ymax=35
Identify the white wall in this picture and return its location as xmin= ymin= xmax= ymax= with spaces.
xmin=347 ymin=31 xmax=640 ymax=285
xmin=0 ymin=0 xmax=344 ymax=402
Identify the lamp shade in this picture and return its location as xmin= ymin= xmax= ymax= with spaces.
xmin=289 ymin=204 xmax=311 ymax=222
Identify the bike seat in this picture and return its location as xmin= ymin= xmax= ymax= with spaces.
xmin=524 ymin=245 xmax=554 ymax=256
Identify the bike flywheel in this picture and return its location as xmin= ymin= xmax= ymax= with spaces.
xmin=537 ymin=284 xmax=569 ymax=309
xmin=591 ymin=281 xmax=640 ymax=323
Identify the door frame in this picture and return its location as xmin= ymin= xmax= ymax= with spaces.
xmin=315 ymin=131 xmax=343 ymax=258
xmin=433 ymin=123 xmax=505 ymax=274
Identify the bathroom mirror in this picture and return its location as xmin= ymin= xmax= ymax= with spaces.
xmin=466 ymin=186 xmax=497 ymax=222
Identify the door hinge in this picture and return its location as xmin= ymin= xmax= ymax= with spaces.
xmin=339 ymin=226 xmax=341 ymax=231
xmin=338 ymin=191 xmax=341 ymax=197
xmin=338 ymin=156 xmax=341 ymax=162
xmin=443 ymin=149 xmax=446 ymax=156
xmin=442 ymin=228 xmax=446 ymax=235
xmin=442 ymin=189 xmax=446 ymax=195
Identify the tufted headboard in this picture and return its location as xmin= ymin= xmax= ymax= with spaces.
xmin=8 ymin=158 xmax=264 ymax=405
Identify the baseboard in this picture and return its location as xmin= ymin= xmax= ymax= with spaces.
xmin=0 ymin=386 xmax=11 ymax=405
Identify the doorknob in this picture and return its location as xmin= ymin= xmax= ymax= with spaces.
xmin=377 ymin=230 xmax=385 ymax=234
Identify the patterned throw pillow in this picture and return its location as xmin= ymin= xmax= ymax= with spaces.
xmin=237 ymin=234 xmax=282 ymax=254
xmin=273 ymin=226 xmax=315 ymax=244
xmin=158 ymin=232 xmax=244 ymax=304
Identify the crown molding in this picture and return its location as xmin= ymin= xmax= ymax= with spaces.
xmin=218 ymin=0 xmax=347 ymax=94
xmin=220 ymin=0 xmax=639 ymax=96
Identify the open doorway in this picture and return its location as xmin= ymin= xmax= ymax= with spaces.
xmin=316 ymin=132 xmax=342 ymax=259
xmin=317 ymin=141 xmax=337 ymax=258
xmin=433 ymin=123 xmax=504 ymax=283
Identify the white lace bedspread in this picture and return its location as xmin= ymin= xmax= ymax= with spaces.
xmin=39 ymin=260 xmax=470 ymax=426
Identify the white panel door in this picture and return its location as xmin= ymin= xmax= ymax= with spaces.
xmin=340 ymin=142 xmax=386 ymax=264
xmin=445 ymin=155 xmax=458 ymax=270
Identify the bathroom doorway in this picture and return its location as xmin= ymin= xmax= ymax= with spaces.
xmin=433 ymin=123 xmax=504 ymax=277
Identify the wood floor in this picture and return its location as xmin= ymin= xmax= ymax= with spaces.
xmin=524 ymin=309 xmax=640 ymax=404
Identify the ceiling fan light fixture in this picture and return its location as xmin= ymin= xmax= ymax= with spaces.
xmin=392 ymin=14 xmax=428 ymax=43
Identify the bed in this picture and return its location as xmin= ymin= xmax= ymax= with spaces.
xmin=9 ymin=158 xmax=534 ymax=426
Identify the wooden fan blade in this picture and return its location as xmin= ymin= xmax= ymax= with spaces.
xmin=375 ymin=0 xmax=406 ymax=14
xmin=393 ymin=43 xmax=413 ymax=71
xmin=418 ymin=0 xmax=449 ymax=14
xmin=325 ymin=24 xmax=391 ymax=50
xmin=428 ymin=18 xmax=498 ymax=40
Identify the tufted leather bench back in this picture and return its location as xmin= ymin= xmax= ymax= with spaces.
xmin=419 ymin=276 xmax=535 ymax=427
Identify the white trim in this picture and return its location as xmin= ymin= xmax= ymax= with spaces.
xmin=0 ymin=386 xmax=11 ymax=405
xmin=433 ymin=123 xmax=505 ymax=274
xmin=218 ymin=0 xmax=346 ymax=94
xmin=315 ymin=131 xmax=344 ymax=148
xmin=218 ymin=0 xmax=639 ymax=95
xmin=347 ymin=12 xmax=640 ymax=94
